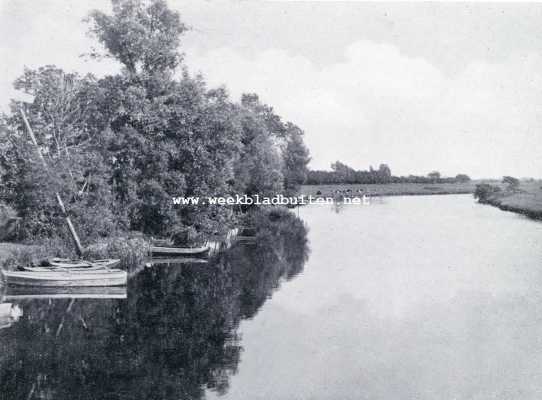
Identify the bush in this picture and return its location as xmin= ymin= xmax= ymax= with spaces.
xmin=0 ymin=203 xmax=20 ymax=241
xmin=84 ymin=237 xmax=150 ymax=271
xmin=474 ymin=184 xmax=501 ymax=203
xmin=2 ymin=236 xmax=75 ymax=270
xmin=503 ymin=176 xmax=520 ymax=191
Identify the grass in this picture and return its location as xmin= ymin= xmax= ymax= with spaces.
xmin=0 ymin=237 xmax=75 ymax=271
xmin=84 ymin=236 xmax=150 ymax=271
xmin=481 ymin=181 xmax=542 ymax=220
xmin=0 ymin=235 xmax=151 ymax=271
xmin=301 ymin=182 xmax=481 ymax=197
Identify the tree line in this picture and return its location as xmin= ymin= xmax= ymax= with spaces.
xmin=0 ymin=0 xmax=310 ymax=245
xmin=307 ymin=161 xmax=471 ymax=185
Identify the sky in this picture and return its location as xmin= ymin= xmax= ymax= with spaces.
xmin=1 ymin=1 xmax=542 ymax=178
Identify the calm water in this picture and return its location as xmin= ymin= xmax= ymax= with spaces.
xmin=2 ymin=195 xmax=542 ymax=399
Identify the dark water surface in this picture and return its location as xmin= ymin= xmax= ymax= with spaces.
xmin=2 ymin=195 xmax=542 ymax=399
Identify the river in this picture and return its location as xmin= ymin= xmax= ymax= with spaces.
xmin=2 ymin=195 xmax=542 ymax=399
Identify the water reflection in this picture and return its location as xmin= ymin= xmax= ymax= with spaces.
xmin=0 ymin=210 xmax=308 ymax=399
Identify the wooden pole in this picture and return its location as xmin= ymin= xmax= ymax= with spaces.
xmin=19 ymin=108 xmax=84 ymax=258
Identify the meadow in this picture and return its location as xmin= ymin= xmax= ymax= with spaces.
xmin=300 ymin=182 xmax=480 ymax=197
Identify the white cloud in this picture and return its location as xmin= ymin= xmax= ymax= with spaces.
xmin=187 ymin=40 xmax=542 ymax=178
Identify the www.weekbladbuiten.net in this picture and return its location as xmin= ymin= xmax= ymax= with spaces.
xmin=172 ymin=194 xmax=371 ymax=206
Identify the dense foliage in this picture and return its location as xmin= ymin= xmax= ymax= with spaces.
xmin=0 ymin=0 xmax=310 ymax=244
xmin=474 ymin=183 xmax=502 ymax=203
xmin=307 ymin=161 xmax=470 ymax=185
xmin=474 ymin=176 xmax=520 ymax=203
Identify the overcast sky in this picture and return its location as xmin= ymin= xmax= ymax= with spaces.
xmin=2 ymin=1 xmax=542 ymax=178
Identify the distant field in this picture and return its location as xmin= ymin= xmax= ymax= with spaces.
xmin=300 ymin=182 xmax=479 ymax=197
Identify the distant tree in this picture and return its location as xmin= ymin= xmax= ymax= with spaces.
xmin=331 ymin=161 xmax=356 ymax=184
xmin=428 ymin=171 xmax=441 ymax=183
xmin=455 ymin=174 xmax=471 ymax=183
xmin=502 ymin=176 xmax=520 ymax=191
xmin=377 ymin=164 xmax=392 ymax=183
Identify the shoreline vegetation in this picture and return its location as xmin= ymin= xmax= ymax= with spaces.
xmin=301 ymin=182 xmax=478 ymax=198
xmin=0 ymin=1 xmax=311 ymax=268
xmin=474 ymin=180 xmax=542 ymax=221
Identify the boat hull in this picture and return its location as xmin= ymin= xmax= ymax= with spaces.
xmin=150 ymin=245 xmax=210 ymax=258
xmin=46 ymin=258 xmax=121 ymax=269
xmin=2 ymin=269 xmax=127 ymax=287
xmin=4 ymin=286 xmax=127 ymax=299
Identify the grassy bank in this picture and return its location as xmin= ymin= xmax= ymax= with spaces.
xmin=0 ymin=236 xmax=150 ymax=271
xmin=478 ymin=181 xmax=542 ymax=221
xmin=301 ymin=182 xmax=479 ymax=197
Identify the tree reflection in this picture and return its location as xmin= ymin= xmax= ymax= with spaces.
xmin=0 ymin=209 xmax=308 ymax=399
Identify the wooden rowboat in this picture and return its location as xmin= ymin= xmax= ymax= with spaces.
xmin=22 ymin=265 xmax=108 ymax=273
xmin=2 ymin=268 xmax=127 ymax=287
xmin=43 ymin=258 xmax=121 ymax=269
xmin=150 ymin=245 xmax=210 ymax=258
xmin=144 ymin=257 xmax=209 ymax=267
xmin=3 ymin=286 xmax=127 ymax=300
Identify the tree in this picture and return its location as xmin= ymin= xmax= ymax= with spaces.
xmin=377 ymin=164 xmax=392 ymax=183
xmin=455 ymin=174 xmax=471 ymax=183
xmin=502 ymin=176 xmax=520 ymax=191
xmin=331 ymin=161 xmax=356 ymax=184
xmin=428 ymin=171 xmax=441 ymax=183
xmin=86 ymin=3 xmax=242 ymax=237
xmin=87 ymin=0 xmax=188 ymax=75
xmin=2 ymin=67 xmax=121 ymax=241
xmin=474 ymin=183 xmax=501 ymax=203
xmin=2 ymin=0 xmax=312 ymax=244
xmin=282 ymin=123 xmax=310 ymax=196
xmin=234 ymin=109 xmax=283 ymax=197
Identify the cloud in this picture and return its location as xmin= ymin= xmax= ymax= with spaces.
xmin=0 ymin=0 xmax=117 ymax=112
xmin=186 ymin=40 xmax=542 ymax=178
xmin=1 ymin=0 xmax=540 ymax=178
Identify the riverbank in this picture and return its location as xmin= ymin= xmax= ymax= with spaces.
xmin=301 ymin=182 xmax=479 ymax=198
xmin=0 ymin=243 xmax=35 ymax=264
xmin=478 ymin=181 xmax=542 ymax=221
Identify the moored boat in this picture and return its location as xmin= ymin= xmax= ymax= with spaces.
xmin=44 ymin=258 xmax=121 ymax=269
xmin=150 ymin=244 xmax=210 ymax=258
xmin=2 ymin=268 xmax=127 ymax=287
xmin=3 ymin=286 xmax=127 ymax=300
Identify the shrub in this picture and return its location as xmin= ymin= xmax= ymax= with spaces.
xmin=84 ymin=237 xmax=150 ymax=271
xmin=2 ymin=236 xmax=75 ymax=270
xmin=502 ymin=176 xmax=520 ymax=191
xmin=474 ymin=184 xmax=501 ymax=203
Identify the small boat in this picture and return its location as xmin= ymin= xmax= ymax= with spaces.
xmin=43 ymin=258 xmax=121 ymax=269
xmin=3 ymin=286 xmax=127 ymax=300
xmin=2 ymin=268 xmax=127 ymax=287
xmin=150 ymin=244 xmax=210 ymax=258
xmin=144 ymin=257 xmax=209 ymax=267
xmin=21 ymin=265 xmax=108 ymax=273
